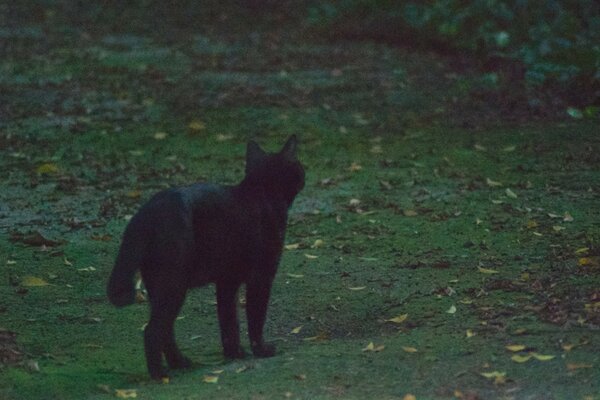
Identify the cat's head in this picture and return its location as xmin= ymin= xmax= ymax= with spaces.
xmin=245 ymin=135 xmax=305 ymax=204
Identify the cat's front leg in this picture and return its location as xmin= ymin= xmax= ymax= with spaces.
xmin=246 ymin=275 xmax=276 ymax=358
xmin=216 ymin=281 xmax=246 ymax=359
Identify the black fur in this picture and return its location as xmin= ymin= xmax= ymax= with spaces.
xmin=107 ymin=135 xmax=304 ymax=379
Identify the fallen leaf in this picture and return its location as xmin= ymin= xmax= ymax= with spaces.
xmin=188 ymin=120 xmax=206 ymax=131
xmin=511 ymin=354 xmax=532 ymax=363
xmin=579 ymin=257 xmax=600 ymax=267
xmin=486 ymin=178 xmax=503 ymax=187
xmin=402 ymin=346 xmax=418 ymax=353
xmin=126 ymin=190 xmax=142 ymax=199
xmin=77 ymin=266 xmax=96 ymax=272
xmin=466 ymin=329 xmax=475 ymax=338
xmin=530 ymin=352 xmax=555 ymax=361
xmin=563 ymin=212 xmax=574 ymax=222
xmin=403 ymin=209 xmax=418 ymax=217
xmin=285 ymin=243 xmax=300 ymax=250
xmin=36 ymin=163 xmax=59 ymax=175
xmin=291 ymin=326 xmax=303 ymax=334
xmin=566 ymin=363 xmax=593 ymax=371
xmin=505 ymin=344 xmax=526 ymax=352
xmin=115 ymin=389 xmax=137 ymax=398
xmin=202 ymin=375 xmax=219 ymax=384
xmin=477 ymin=266 xmax=499 ymax=274
xmin=362 ymin=342 xmax=385 ymax=352
xmin=304 ymin=254 xmax=318 ymax=259
xmin=505 ymin=188 xmax=517 ymax=199
xmin=348 ymin=162 xmax=363 ymax=172
xmin=386 ymin=314 xmax=408 ymax=324
xmin=215 ymin=133 xmax=234 ymax=142
xmin=561 ymin=343 xmax=575 ymax=351
xmin=446 ymin=305 xmax=457 ymax=314
xmin=503 ymin=145 xmax=516 ymax=152
xmin=21 ymin=276 xmax=50 ymax=287
xmin=480 ymin=371 xmax=506 ymax=384
xmin=286 ymin=273 xmax=304 ymax=278
xmin=403 ymin=395 xmax=417 ymax=400
xmin=553 ymin=225 xmax=565 ymax=232
xmin=63 ymin=257 xmax=73 ymax=266
xmin=348 ymin=286 xmax=366 ymax=291
xmin=311 ymin=239 xmax=324 ymax=248
xmin=474 ymin=144 xmax=487 ymax=151
xmin=153 ymin=132 xmax=167 ymax=140
xmin=161 ymin=377 xmax=170 ymax=384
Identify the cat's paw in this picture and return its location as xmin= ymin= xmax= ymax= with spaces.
xmin=224 ymin=346 xmax=247 ymax=360
xmin=252 ymin=342 xmax=276 ymax=358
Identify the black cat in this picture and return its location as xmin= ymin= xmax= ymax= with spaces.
xmin=107 ymin=135 xmax=304 ymax=379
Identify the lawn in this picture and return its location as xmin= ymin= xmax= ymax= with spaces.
xmin=1 ymin=2 xmax=598 ymax=399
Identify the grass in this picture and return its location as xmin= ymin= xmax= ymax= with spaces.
xmin=1 ymin=2 xmax=599 ymax=399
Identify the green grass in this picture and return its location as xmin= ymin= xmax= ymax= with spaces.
xmin=1 ymin=2 xmax=599 ymax=399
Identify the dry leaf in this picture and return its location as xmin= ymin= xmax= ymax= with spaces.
xmin=403 ymin=209 xmax=418 ymax=217
xmin=446 ymin=305 xmax=457 ymax=314
xmin=530 ymin=352 xmax=555 ymax=361
xmin=511 ymin=354 xmax=532 ymax=363
xmin=474 ymin=144 xmax=487 ymax=151
xmin=561 ymin=343 xmax=575 ymax=351
xmin=348 ymin=162 xmax=363 ymax=172
xmin=505 ymin=344 xmax=526 ymax=352
xmin=286 ymin=273 xmax=304 ymax=278
xmin=566 ymin=363 xmax=593 ymax=371
xmin=579 ymin=257 xmax=600 ymax=267
xmin=36 ymin=163 xmax=59 ymax=175
xmin=362 ymin=342 xmax=385 ymax=352
xmin=188 ymin=120 xmax=206 ymax=131
xmin=348 ymin=286 xmax=366 ymax=291
xmin=311 ymin=239 xmax=324 ymax=248
xmin=563 ymin=212 xmax=574 ymax=222
xmin=503 ymin=145 xmax=516 ymax=152
xmin=215 ymin=133 xmax=234 ymax=142
xmin=285 ymin=243 xmax=300 ymax=250
xmin=153 ymin=132 xmax=167 ymax=140
xmin=466 ymin=329 xmax=475 ymax=338
xmin=291 ymin=326 xmax=303 ymax=334
xmin=21 ymin=276 xmax=50 ymax=287
xmin=526 ymin=220 xmax=538 ymax=229
xmin=386 ymin=313 xmax=408 ymax=324
xmin=161 ymin=377 xmax=170 ymax=384
xmin=477 ymin=266 xmax=498 ymax=274
xmin=402 ymin=346 xmax=418 ymax=353
xmin=505 ymin=188 xmax=517 ymax=199
xmin=115 ymin=389 xmax=137 ymax=398
xmin=403 ymin=395 xmax=417 ymax=400
xmin=480 ymin=371 xmax=506 ymax=384
xmin=202 ymin=375 xmax=219 ymax=384
xmin=575 ymin=247 xmax=589 ymax=255
xmin=304 ymin=254 xmax=318 ymax=259
xmin=486 ymin=177 xmax=503 ymax=187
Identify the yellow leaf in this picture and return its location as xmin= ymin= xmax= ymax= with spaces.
xmin=505 ymin=188 xmax=517 ymax=198
xmin=575 ymin=247 xmax=589 ymax=255
xmin=563 ymin=212 xmax=574 ymax=222
xmin=402 ymin=346 xmax=418 ymax=353
xmin=480 ymin=371 xmax=505 ymax=379
xmin=115 ymin=389 xmax=137 ymax=398
xmin=386 ymin=313 xmax=408 ymax=324
xmin=291 ymin=326 xmax=303 ymax=334
xmin=362 ymin=342 xmax=384 ymax=352
xmin=202 ymin=375 xmax=219 ymax=384
xmin=212 ymin=369 xmax=224 ymax=374
xmin=446 ymin=305 xmax=457 ymax=314
xmin=553 ymin=225 xmax=565 ymax=232
xmin=526 ymin=220 xmax=538 ymax=229
xmin=532 ymin=231 xmax=543 ymax=237
xmin=153 ymin=132 xmax=167 ymax=140
xmin=403 ymin=209 xmax=418 ymax=217
xmin=304 ymin=254 xmax=318 ymax=259
xmin=36 ymin=163 xmax=59 ymax=175
xmin=126 ymin=190 xmax=142 ymax=199
xmin=579 ymin=257 xmax=600 ymax=267
xmin=286 ymin=273 xmax=304 ymax=278
xmin=188 ymin=120 xmax=206 ymax=131
xmin=21 ymin=276 xmax=50 ymax=287
xmin=348 ymin=286 xmax=366 ymax=291
xmin=505 ymin=344 xmax=526 ymax=352
xmin=348 ymin=162 xmax=363 ymax=172
xmin=161 ymin=377 xmax=170 ymax=384
xmin=466 ymin=329 xmax=475 ymax=338
xmin=486 ymin=177 xmax=502 ymax=187
xmin=284 ymin=243 xmax=300 ymax=250
xmin=403 ymin=395 xmax=417 ymax=400
xmin=561 ymin=343 xmax=575 ymax=351
xmin=530 ymin=352 xmax=555 ymax=361
xmin=311 ymin=239 xmax=324 ymax=248
xmin=566 ymin=363 xmax=593 ymax=371
xmin=511 ymin=354 xmax=532 ymax=363
xmin=477 ymin=266 xmax=498 ymax=274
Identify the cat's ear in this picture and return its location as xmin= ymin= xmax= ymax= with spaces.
xmin=280 ymin=134 xmax=298 ymax=160
xmin=246 ymin=140 xmax=266 ymax=173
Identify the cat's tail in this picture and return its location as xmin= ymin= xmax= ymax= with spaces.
xmin=107 ymin=218 xmax=147 ymax=307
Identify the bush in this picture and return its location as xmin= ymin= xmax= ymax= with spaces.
xmin=308 ymin=0 xmax=600 ymax=105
